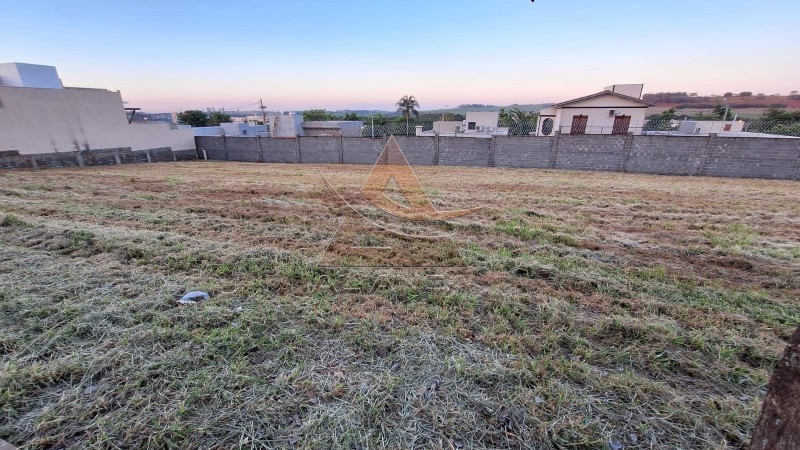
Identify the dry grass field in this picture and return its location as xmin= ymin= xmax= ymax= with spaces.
xmin=0 ymin=161 xmax=799 ymax=449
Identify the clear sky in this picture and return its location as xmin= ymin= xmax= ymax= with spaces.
xmin=2 ymin=0 xmax=798 ymax=112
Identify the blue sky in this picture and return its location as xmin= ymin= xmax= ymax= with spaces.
xmin=2 ymin=0 xmax=798 ymax=112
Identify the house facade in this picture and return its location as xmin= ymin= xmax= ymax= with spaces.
xmin=536 ymin=84 xmax=654 ymax=136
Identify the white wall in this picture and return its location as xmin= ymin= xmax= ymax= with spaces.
xmin=0 ymin=86 xmax=195 ymax=154
xmin=267 ymin=114 xmax=303 ymax=137
xmin=463 ymin=111 xmax=499 ymax=132
xmin=433 ymin=121 xmax=461 ymax=133
xmin=0 ymin=63 xmax=63 ymax=89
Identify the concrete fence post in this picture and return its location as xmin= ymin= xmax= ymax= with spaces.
xmin=222 ymin=135 xmax=229 ymax=161
xmin=297 ymin=137 xmax=302 ymax=164
xmin=619 ymin=132 xmax=634 ymax=172
xmin=75 ymin=151 xmax=85 ymax=167
xmin=340 ymin=136 xmax=344 ymax=164
xmin=434 ymin=134 xmax=440 ymax=166
xmin=29 ymin=156 xmax=38 ymax=169
xmin=549 ymin=131 xmax=561 ymax=168
xmin=489 ymin=136 xmax=496 ymax=168
xmin=699 ymin=133 xmax=718 ymax=176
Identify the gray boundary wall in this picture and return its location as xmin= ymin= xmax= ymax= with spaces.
xmin=0 ymin=147 xmax=198 ymax=170
xmin=194 ymin=134 xmax=800 ymax=180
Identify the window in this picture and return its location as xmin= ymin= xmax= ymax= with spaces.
xmin=541 ymin=118 xmax=554 ymax=136
xmin=571 ymin=115 xmax=588 ymax=134
xmin=242 ymin=129 xmax=248 ymax=135
xmin=467 ymin=122 xmax=476 ymax=130
xmin=612 ymin=115 xmax=631 ymax=134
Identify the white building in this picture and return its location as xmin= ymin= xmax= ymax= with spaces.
xmin=265 ymin=114 xmax=304 ymax=137
xmin=302 ymin=121 xmax=363 ymax=137
xmin=420 ymin=111 xmax=509 ymax=138
xmin=536 ymin=84 xmax=654 ymax=136
xmin=0 ymin=63 xmax=195 ymax=154
xmin=221 ymin=122 xmax=267 ymax=136
xmin=192 ymin=122 xmax=268 ymax=137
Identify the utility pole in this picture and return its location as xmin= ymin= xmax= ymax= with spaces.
xmin=259 ymin=98 xmax=267 ymax=125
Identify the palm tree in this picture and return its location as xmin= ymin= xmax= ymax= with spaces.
xmin=508 ymin=107 xmax=537 ymax=123
xmin=396 ymin=95 xmax=420 ymax=135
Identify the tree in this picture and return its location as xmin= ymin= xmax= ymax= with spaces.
xmin=368 ymin=113 xmax=388 ymax=126
xmin=660 ymin=107 xmax=677 ymax=120
xmin=302 ymin=109 xmax=332 ymax=121
xmin=723 ymin=92 xmax=734 ymax=98
xmin=739 ymin=91 xmax=753 ymax=97
xmin=791 ymin=91 xmax=799 ymax=96
xmin=208 ymin=112 xmax=231 ymax=126
xmin=499 ymin=108 xmax=511 ymax=123
xmin=178 ymin=110 xmax=209 ymax=127
xmin=342 ymin=112 xmax=361 ymax=121
xmin=712 ymin=103 xmax=732 ymax=120
xmin=762 ymin=108 xmax=800 ymax=121
xmin=692 ymin=103 xmax=733 ymax=121
xmin=396 ymin=95 xmax=420 ymax=135
xmin=507 ymin=107 xmax=537 ymax=123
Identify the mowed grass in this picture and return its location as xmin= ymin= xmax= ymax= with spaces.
xmin=0 ymin=162 xmax=799 ymax=449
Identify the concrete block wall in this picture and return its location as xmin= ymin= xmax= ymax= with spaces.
xmin=299 ymin=137 xmax=342 ymax=164
xmin=392 ymin=136 xmax=437 ymax=166
xmin=438 ymin=136 xmax=491 ymax=167
xmin=705 ymin=137 xmax=800 ymax=179
xmin=120 ymin=149 xmax=150 ymax=164
xmin=554 ymin=134 xmax=627 ymax=171
xmin=195 ymin=136 xmax=228 ymax=161
xmin=343 ymin=138 xmax=382 ymax=165
xmin=80 ymin=148 xmax=126 ymax=166
xmin=494 ymin=136 xmax=553 ymax=168
xmin=150 ymin=147 xmax=177 ymax=163
xmin=174 ymin=149 xmax=200 ymax=161
xmin=0 ymin=153 xmax=37 ymax=169
xmin=626 ymin=136 xmax=707 ymax=175
xmin=262 ymin=138 xmax=300 ymax=163
xmin=225 ymin=137 xmax=262 ymax=162
xmin=191 ymin=134 xmax=800 ymax=181
xmin=0 ymin=146 xmax=196 ymax=170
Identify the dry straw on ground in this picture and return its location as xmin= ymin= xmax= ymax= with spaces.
xmin=0 ymin=162 xmax=798 ymax=449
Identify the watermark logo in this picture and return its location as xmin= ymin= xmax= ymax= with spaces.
xmin=319 ymin=136 xmax=483 ymax=267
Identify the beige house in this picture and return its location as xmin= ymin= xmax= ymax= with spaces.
xmin=0 ymin=63 xmax=194 ymax=154
xmin=536 ymin=84 xmax=654 ymax=136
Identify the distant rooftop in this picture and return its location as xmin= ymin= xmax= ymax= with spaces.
xmin=0 ymin=62 xmax=63 ymax=89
